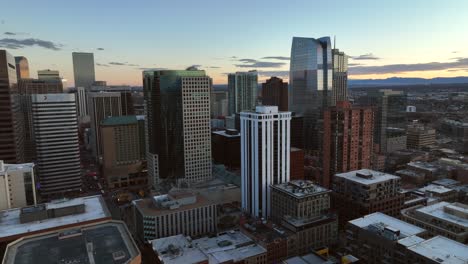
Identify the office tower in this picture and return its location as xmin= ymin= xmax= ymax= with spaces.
xmin=289 ymin=37 xmax=332 ymax=150
xmin=211 ymin=90 xmax=228 ymax=117
xmin=332 ymin=169 xmax=404 ymax=227
xmin=31 ymin=94 xmax=81 ymax=195
xmin=322 ymin=101 xmax=374 ymax=188
xmin=144 ymin=69 xmax=212 ymax=187
xmin=76 ymin=86 xmax=88 ymax=117
xmin=406 ymin=122 xmax=436 ymax=149
xmin=228 ymin=70 xmax=258 ymax=115
xmin=37 ymin=69 xmax=60 ymax=80
xmin=0 ymin=161 xmax=36 ymax=210
xmin=72 ymin=52 xmax=96 ymax=88
xmin=240 ymin=106 xmax=291 ymax=218
xmin=88 ymin=92 xmax=123 ymax=160
xmin=18 ymin=78 xmax=63 ymax=94
xmin=100 ymin=115 xmax=147 ymax=189
xmin=14 ymin=56 xmax=29 ymax=79
xmin=271 ymin=180 xmax=338 ymax=253
xmin=331 ymin=49 xmax=348 ymax=106
xmin=262 ymin=76 xmax=288 ymax=111
xmin=0 ymin=50 xmax=24 ymax=164
xmin=290 ymin=147 xmax=304 ymax=180
xmin=212 ymin=129 xmax=241 ymax=168
xmin=357 ymin=89 xmax=407 ymax=153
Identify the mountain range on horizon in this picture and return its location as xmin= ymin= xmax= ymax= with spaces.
xmin=348 ymin=76 xmax=468 ymax=87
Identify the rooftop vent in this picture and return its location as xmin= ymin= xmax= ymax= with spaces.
xmin=356 ymin=170 xmax=373 ymax=179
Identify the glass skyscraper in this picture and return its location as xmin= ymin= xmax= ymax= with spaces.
xmin=228 ymin=70 xmax=258 ymax=115
xmin=72 ymin=52 xmax=96 ymax=88
xmin=289 ymin=37 xmax=333 ymax=150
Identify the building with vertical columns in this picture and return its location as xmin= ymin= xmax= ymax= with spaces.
xmin=143 ymin=69 xmax=212 ymax=188
xmin=322 ymin=101 xmax=374 ymax=188
xmin=14 ymin=56 xmax=29 ymax=80
xmin=87 ymin=92 xmax=123 ymax=160
xmin=240 ymin=106 xmax=291 ymax=219
xmin=76 ymin=87 xmax=88 ymax=118
xmin=262 ymin=76 xmax=288 ymax=111
xmin=0 ymin=161 xmax=36 ymax=210
xmin=0 ymin=50 xmax=24 ymax=164
xmin=331 ymin=49 xmax=348 ymax=106
xmin=228 ymin=70 xmax=258 ymax=115
xmin=31 ymin=93 xmax=81 ymax=195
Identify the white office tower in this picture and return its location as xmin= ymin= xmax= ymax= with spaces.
xmin=76 ymin=87 xmax=88 ymax=117
xmin=240 ymin=106 xmax=291 ymax=219
xmin=31 ymin=94 xmax=82 ymax=195
xmin=0 ymin=160 xmax=36 ymax=210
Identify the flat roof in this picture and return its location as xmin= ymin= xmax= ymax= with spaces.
xmin=0 ymin=195 xmax=110 ymax=240
xmin=407 ymin=236 xmax=468 ymax=264
xmin=335 ymin=169 xmax=400 ymax=185
xmin=2 ymin=163 xmax=34 ymax=173
xmin=283 ymin=253 xmax=335 ymax=264
xmin=3 ymin=221 xmax=140 ymax=264
xmin=418 ymin=184 xmax=454 ymax=194
xmin=152 ymin=235 xmax=208 ymax=264
xmin=349 ymin=212 xmax=425 ymax=238
xmin=432 ymin=178 xmax=461 ymax=187
xmin=272 ymin=180 xmax=330 ymax=198
xmin=415 ymin=202 xmax=468 ymax=228
xmin=212 ymin=130 xmax=240 ymax=138
xmin=397 ymin=235 xmax=425 ymax=248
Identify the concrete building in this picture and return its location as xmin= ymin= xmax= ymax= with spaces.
xmin=331 ymin=49 xmax=348 ymax=106
xmin=0 ymin=195 xmax=111 ymax=254
xmin=144 ymin=69 xmax=212 ymax=187
xmin=72 ymin=52 xmax=96 ymax=89
xmin=151 ymin=231 xmax=268 ymax=264
xmin=322 ymin=101 xmax=374 ymax=188
xmin=133 ymin=187 xmax=240 ymax=242
xmin=2 ymin=220 xmax=140 ymax=264
xmin=402 ymin=202 xmax=468 ymax=243
xmin=357 ymin=89 xmax=407 ymax=154
xmin=0 ymin=50 xmax=24 ymax=164
xmin=17 ymin=78 xmax=63 ymax=94
xmin=100 ymin=115 xmax=147 ymax=189
xmin=0 ymin=161 xmax=36 ymax=211
xmin=404 ymin=236 xmax=468 ymax=264
xmin=212 ymin=129 xmax=240 ymax=169
xmin=271 ymin=180 xmax=338 ymax=253
xmin=31 ymin=94 xmax=81 ymax=195
xmin=240 ymin=106 xmax=291 ymax=218
xmin=333 ymin=169 xmax=404 ymax=227
xmin=262 ymin=77 xmax=288 ymax=111
xmin=406 ymin=122 xmax=436 ymax=150
xmin=289 ymin=37 xmax=332 ymax=151
xmin=385 ymin=127 xmax=407 ymax=153
xmin=345 ymin=212 xmax=427 ymax=264
xmin=88 ymin=92 xmax=123 ymax=160
xmin=37 ymin=69 xmax=60 ymax=80
xmin=228 ymin=70 xmax=258 ymax=115
xmin=14 ymin=56 xmax=29 ymax=79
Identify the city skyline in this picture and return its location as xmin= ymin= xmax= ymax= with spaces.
xmin=1 ymin=0 xmax=468 ymax=86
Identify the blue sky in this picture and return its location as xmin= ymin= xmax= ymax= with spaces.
xmin=2 ymin=0 xmax=468 ymax=86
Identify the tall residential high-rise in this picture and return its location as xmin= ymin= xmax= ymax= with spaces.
xmin=37 ymin=69 xmax=60 ymax=80
xmin=0 ymin=161 xmax=36 ymax=210
xmin=72 ymin=52 xmax=96 ymax=88
xmin=144 ymin=69 xmax=212 ymax=187
xmin=14 ymin=56 xmax=29 ymax=79
xmin=322 ymin=101 xmax=374 ymax=188
xmin=331 ymin=49 xmax=348 ymax=106
xmin=0 ymin=50 xmax=24 ymax=164
xmin=261 ymin=76 xmax=288 ymax=111
xmin=240 ymin=106 xmax=291 ymax=218
xmin=357 ymin=89 xmax=407 ymax=153
xmin=289 ymin=36 xmax=332 ymax=150
xmin=17 ymin=78 xmax=63 ymax=162
xmin=228 ymin=70 xmax=258 ymax=115
xmin=31 ymin=94 xmax=81 ymax=195
xmin=88 ymin=92 xmax=123 ymax=160
xmin=211 ymin=90 xmax=228 ymax=117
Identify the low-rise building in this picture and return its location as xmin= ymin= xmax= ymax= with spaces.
xmin=414 ymin=184 xmax=458 ymax=202
xmin=404 ymin=235 xmax=468 ymax=264
xmin=332 ymin=169 xmax=404 ymax=227
xmin=401 ymin=202 xmax=468 ymax=243
xmin=151 ymin=231 xmax=267 ymax=264
xmin=0 ymin=161 xmax=36 ymax=210
xmin=2 ymin=220 xmax=141 ymax=264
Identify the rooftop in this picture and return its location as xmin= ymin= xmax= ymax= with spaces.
xmin=272 ymin=180 xmax=330 ymax=198
xmin=415 ymin=202 xmax=468 ymax=228
xmin=349 ymin=212 xmax=425 ymax=239
xmin=0 ymin=195 xmax=110 ymax=241
xmin=3 ymin=220 xmax=140 ymax=264
xmin=432 ymin=178 xmax=461 ymax=187
xmin=418 ymin=184 xmax=455 ymax=195
xmin=152 ymin=235 xmax=207 ymax=264
xmin=212 ymin=129 xmax=240 ymax=138
xmin=1 ymin=162 xmax=34 ymax=173
xmin=407 ymin=236 xmax=468 ymax=264
xmin=407 ymin=161 xmax=439 ymax=172
xmin=335 ymin=169 xmax=400 ymax=185
xmin=283 ymin=253 xmax=335 ymax=264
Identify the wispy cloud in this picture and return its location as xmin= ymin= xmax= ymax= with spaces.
xmin=349 ymin=57 xmax=468 ymax=75
xmin=261 ymin=56 xmax=290 ymax=61
xmin=351 ymin=53 xmax=380 ymax=60
xmin=207 ymin=66 xmax=221 ymax=69
xmin=96 ymin=63 xmax=109 ymax=67
xmin=348 ymin=63 xmax=362 ymax=66
xmin=109 ymin=61 xmax=138 ymax=67
xmin=235 ymin=58 xmax=286 ymax=68
xmin=138 ymin=67 xmax=167 ymax=71
xmin=452 ymin=51 xmax=459 ymax=54
xmin=97 ymin=47 xmax=104 ymax=51
xmin=257 ymin=70 xmax=289 ymax=78
xmin=0 ymin=38 xmax=62 ymax=50
xmin=4 ymin=32 xmax=28 ymax=36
